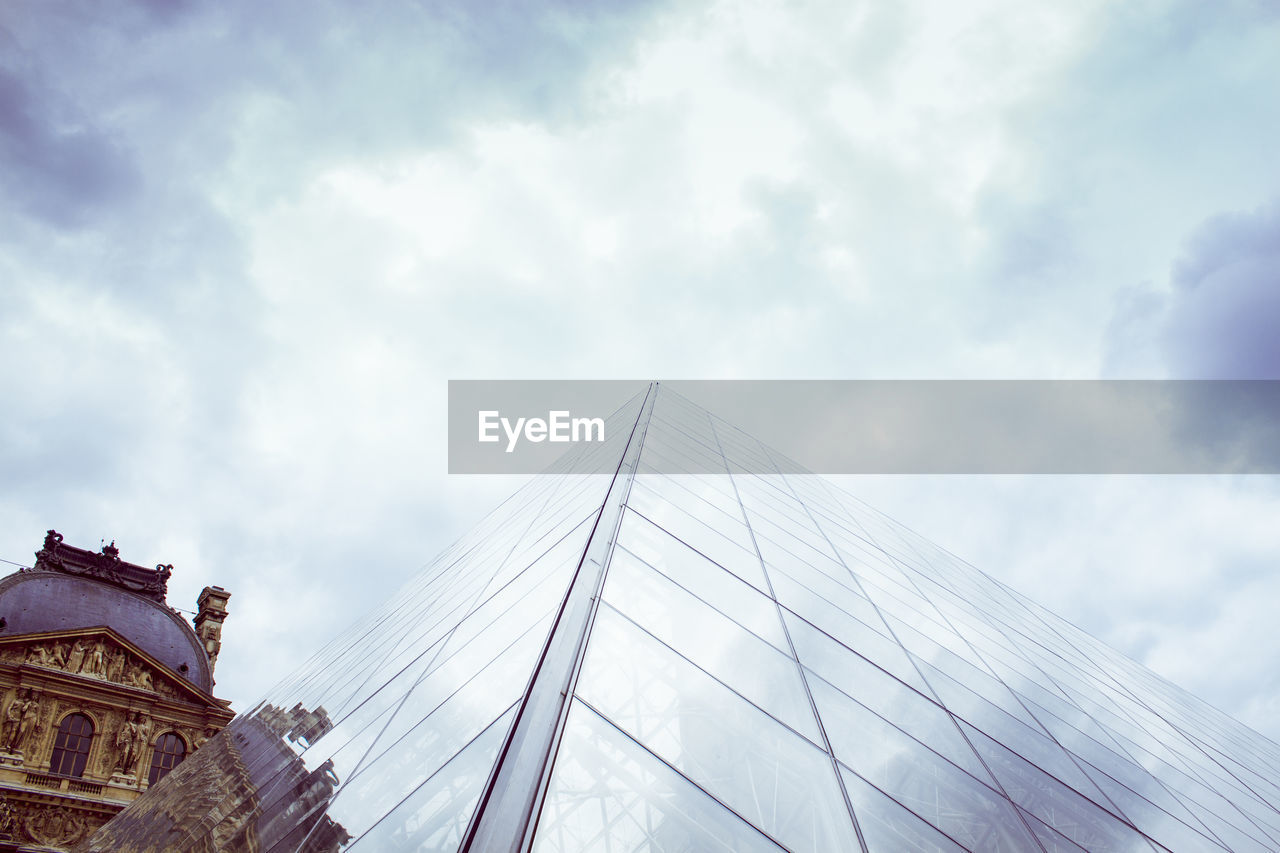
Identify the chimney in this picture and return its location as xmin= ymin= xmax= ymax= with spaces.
xmin=194 ymin=586 xmax=231 ymax=678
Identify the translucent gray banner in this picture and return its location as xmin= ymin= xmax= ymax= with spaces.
xmin=447 ymin=380 xmax=1280 ymax=474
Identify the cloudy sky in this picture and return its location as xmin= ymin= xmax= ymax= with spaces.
xmin=2 ymin=0 xmax=1279 ymax=740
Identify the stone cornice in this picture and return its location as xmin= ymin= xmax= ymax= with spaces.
xmin=0 ymin=628 xmax=232 ymax=719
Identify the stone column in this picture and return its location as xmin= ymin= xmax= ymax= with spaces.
xmin=193 ymin=586 xmax=231 ymax=678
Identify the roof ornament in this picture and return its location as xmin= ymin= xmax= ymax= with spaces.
xmin=32 ymin=532 xmax=172 ymax=603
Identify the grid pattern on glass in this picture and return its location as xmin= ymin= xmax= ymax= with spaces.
xmin=83 ymin=384 xmax=1280 ymax=853
xmin=600 ymin=542 xmax=822 ymax=743
xmin=532 ymin=700 xmax=787 ymax=853
xmin=84 ymin=394 xmax=646 ymax=852
xmin=319 ymin=613 xmax=558 ymax=839
xmin=807 ymin=675 xmax=1043 ymax=851
xmin=613 ymin=509 xmax=788 ymax=652
xmin=657 ymin=387 xmax=1280 ymax=852
xmin=343 ymin=704 xmax=519 ymax=852
xmin=202 ymin=507 xmax=597 ymax=845
xmin=573 ymin=603 xmax=860 ymax=853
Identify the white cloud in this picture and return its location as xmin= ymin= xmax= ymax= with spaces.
xmin=2 ymin=0 xmax=1280 ymax=752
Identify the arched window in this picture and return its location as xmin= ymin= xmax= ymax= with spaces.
xmin=49 ymin=713 xmax=94 ymax=777
xmin=148 ymin=732 xmax=187 ymax=785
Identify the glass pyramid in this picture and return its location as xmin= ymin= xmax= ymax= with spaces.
xmin=86 ymin=384 xmax=1280 ymax=852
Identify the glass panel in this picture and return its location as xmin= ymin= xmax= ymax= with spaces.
xmin=785 ymin=613 xmax=991 ymax=783
xmin=615 ymin=510 xmax=787 ymax=651
xmin=1019 ymin=806 xmax=1090 ymax=853
xmin=624 ymin=487 xmax=768 ymax=591
xmin=342 ymin=704 xmax=517 ymax=852
xmin=299 ymin=537 xmax=571 ymax=790
xmin=321 ymin=618 xmax=551 ymax=838
xmin=533 ymin=700 xmax=786 ymax=853
xmin=1027 ymin=700 xmax=1217 ymax=835
xmin=959 ymin=722 xmax=1150 ymax=852
xmin=602 ymin=545 xmax=821 ymax=743
xmin=649 ymin=470 xmax=744 ymax=518
xmin=739 ymin=492 xmax=825 ymax=552
xmin=808 ymin=676 xmax=1043 ymax=851
xmin=1175 ymin=795 xmax=1277 ymax=853
xmin=783 ymin=607 xmax=932 ymax=705
xmin=1080 ymin=761 xmax=1229 ymax=852
xmin=913 ymin=656 xmax=1050 ymax=740
xmin=754 ymin=529 xmax=852 ymax=597
xmin=633 ymin=471 xmax=746 ymax=536
xmin=575 ymin=605 xmax=859 ymax=853
xmin=638 ymin=431 xmax=725 ymax=478
xmin=842 ymin=768 xmax=966 ymax=853
xmin=770 ymin=561 xmax=890 ymax=641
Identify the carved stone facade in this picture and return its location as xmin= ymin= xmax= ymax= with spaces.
xmin=0 ymin=535 xmax=235 ymax=853
xmin=10 ymin=638 xmax=186 ymax=700
xmin=83 ymin=704 xmax=349 ymax=853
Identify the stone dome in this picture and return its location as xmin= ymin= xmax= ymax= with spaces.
xmin=0 ymin=533 xmax=213 ymax=692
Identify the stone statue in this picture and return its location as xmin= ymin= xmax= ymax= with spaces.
xmin=51 ymin=642 xmax=69 ymax=669
xmin=114 ymin=712 xmax=149 ymax=775
xmin=82 ymin=641 xmax=106 ymax=677
xmin=67 ymin=640 xmax=88 ymax=673
xmin=106 ymin=649 xmax=127 ymax=683
xmin=112 ymin=717 xmax=129 ymax=773
xmin=1 ymin=692 xmax=23 ymax=752
xmin=14 ymin=695 xmax=41 ymax=754
xmin=131 ymin=715 xmax=152 ymax=769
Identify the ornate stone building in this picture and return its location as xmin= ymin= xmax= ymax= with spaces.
xmin=0 ymin=532 xmax=235 ymax=851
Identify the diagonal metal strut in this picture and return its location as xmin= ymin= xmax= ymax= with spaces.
xmin=460 ymin=382 xmax=657 ymax=853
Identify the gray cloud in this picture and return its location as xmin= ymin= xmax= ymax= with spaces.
xmin=0 ymin=0 xmax=685 ymax=710
xmin=1162 ymin=202 xmax=1280 ymax=378
xmin=970 ymin=0 xmax=1280 ymax=367
xmin=0 ymin=62 xmax=140 ymax=228
xmin=1105 ymin=200 xmax=1280 ymax=379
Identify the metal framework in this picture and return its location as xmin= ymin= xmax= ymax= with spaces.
xmin=81 ymin=381 xmax=1280 ymax=853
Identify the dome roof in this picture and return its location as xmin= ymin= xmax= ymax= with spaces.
xmin=0 ymin=532 xmax=213 ymax=692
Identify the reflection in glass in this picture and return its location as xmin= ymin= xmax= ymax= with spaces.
xmin=343 ymin=705 xmax=517 ymax=852
xmin=575 ymin=605 xmax=859 ymax=853
xmin=959 ymin=721 xmax=1150 ymax=852
xmin=841 ymin=766 xmax=966 ymax=853
xmin=602 ymin=546 xmax=820 ymax=742
xmin=810 ymin=676 xmax=1043 ymax=851
xmin=533 ymin=700 xmax=786 ymax=853
xmin=615 ymin=511 xmax=782 ymax=647
xmin=81 ymin=386 xmax=1280 ymax=853
xmin=85 ymin=703 xmax=352 ymax=852
xmin=320 ymin=616 xmax=551 ymax=840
